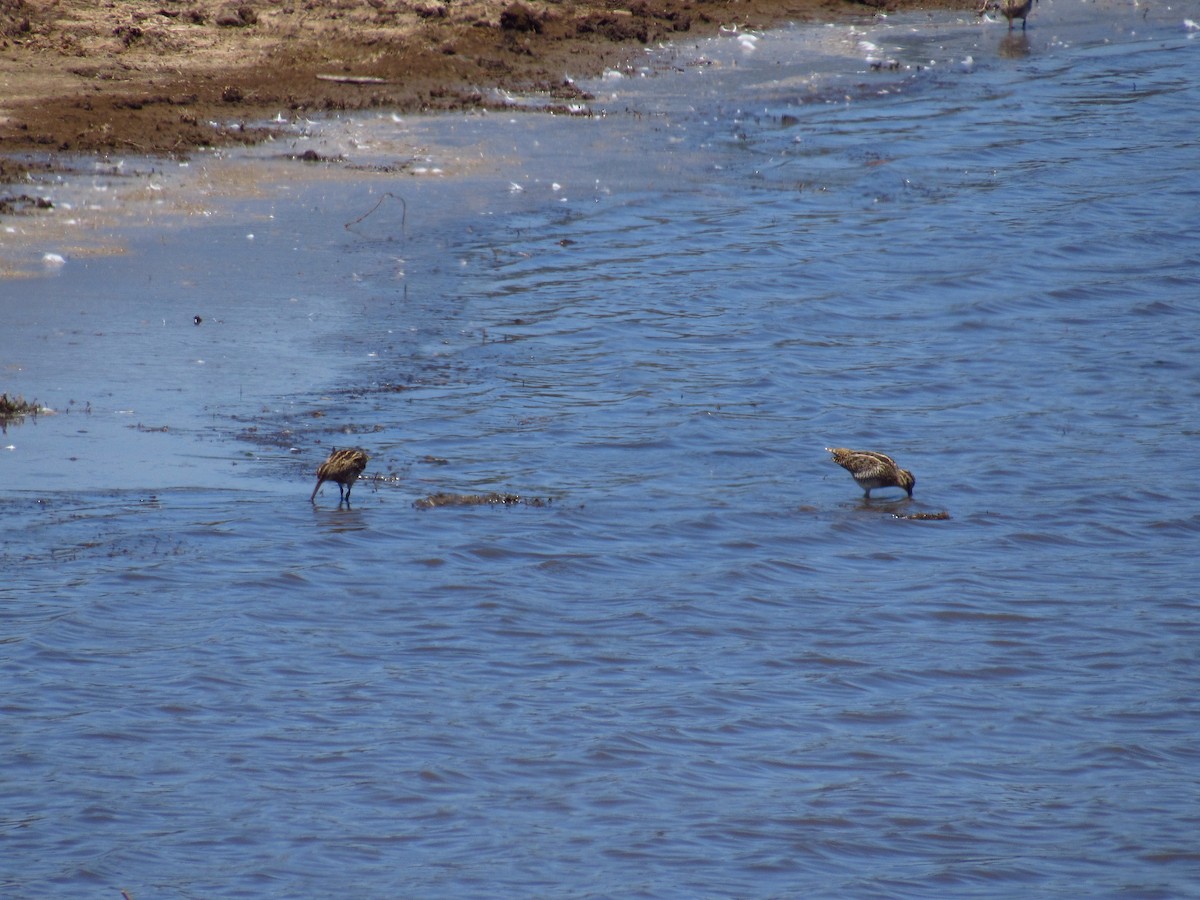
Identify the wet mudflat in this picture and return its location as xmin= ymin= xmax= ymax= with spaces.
xmin=4 ymin=3 xmax=1200 ymax=896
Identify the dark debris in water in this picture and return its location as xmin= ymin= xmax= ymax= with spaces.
xmin=0 ymin=193 xmax=53 ymax=215
xmin=414 ymin=492 xmax=552 ymax=510
xmin=0 ymin=392 xmax=42 ymax=424
xmin=346 ymin=160 xmax=422 ymax=175
xmin=287 ymin=149 xmax=347 ymax=164
xmin=362 ymin=471 xmax=405 ymax=488
xmin=329 ymin=423 xmax=386 ymax=435
xmin=325 ymin=381 xmax=421 ymax=398
xmin=233 ymin=422 xmax=300 ymax=450
xmin=893 ymin=510 xmax=951 ymax=521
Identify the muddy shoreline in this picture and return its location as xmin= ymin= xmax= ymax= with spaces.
xmin=1 ymin=0 xmax=967 ymax=164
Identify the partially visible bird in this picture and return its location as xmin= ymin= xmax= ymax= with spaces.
xmin=311 ymin=447 xmax=369 ymax=504
xmin=826 ymin=447 xmax=915 ymax=499
xmin=978 ymin=0 xmax=1036 ymax=30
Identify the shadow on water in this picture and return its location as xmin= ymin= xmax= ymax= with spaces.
xmin=310 ymin=503 xmax=370 ymax=532
xmin=998 ymin=32 xmax=1033 ymax=58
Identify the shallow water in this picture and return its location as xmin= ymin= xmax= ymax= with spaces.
xmin=4 ymin=2 xmax=1200 ymax=896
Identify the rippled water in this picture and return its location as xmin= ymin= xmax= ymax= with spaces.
xmin=4 ymin=2 xmax=1200 ymax=896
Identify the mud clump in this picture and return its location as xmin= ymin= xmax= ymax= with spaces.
xmin=0 ymin=392 xmax=42 ymax=426
xmin=0 ymin=192 xmax=52 ymax=214
xmin=499 ymin=3 xmax=543 ymax=33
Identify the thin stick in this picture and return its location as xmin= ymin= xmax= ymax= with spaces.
xmin=344 ymin=192 xmax=407 ymax=239
xmin=316 ymin=74 xmax=393 ymax=84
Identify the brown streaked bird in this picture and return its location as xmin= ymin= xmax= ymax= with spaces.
xmin=979 ymin=0 xmax=1036 ymax=30
xmin=826 ymin=447 xmax=915 ymax=499
xmin=310 ymin=447 xmax=369 ymax=504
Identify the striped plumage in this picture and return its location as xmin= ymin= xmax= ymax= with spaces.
xmin=826 ymin=447 xmax=915 ymax=499
xmin=979 ymin=0 xmax=1036 ymax=30
xmin=310 ymin=447 xmax=369 ymax=504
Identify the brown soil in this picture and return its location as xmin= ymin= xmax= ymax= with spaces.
xmin=0 ymin=0 xmax=966 ymax=163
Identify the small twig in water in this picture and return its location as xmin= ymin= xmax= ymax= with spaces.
xmin=344 ymin=191 xmax=407 ymax=240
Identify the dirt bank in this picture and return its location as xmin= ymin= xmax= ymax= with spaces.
xmin=0 ymin=0 xmax=968 ymax=161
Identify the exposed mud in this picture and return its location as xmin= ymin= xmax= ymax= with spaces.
xmin=1 ymin=0 xmax=968 ymax=164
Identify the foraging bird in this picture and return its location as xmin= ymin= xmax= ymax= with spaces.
xmin=311 ymin=447 xmax=369 ymax=504
xmin=826 ymin=447 xmax=915 ymax=499
xmin=978 ymin=0 xmax=1036 ymax=30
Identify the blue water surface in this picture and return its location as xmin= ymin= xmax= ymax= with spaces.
xmin=3 ymin=1 xmax=1200 ymax=896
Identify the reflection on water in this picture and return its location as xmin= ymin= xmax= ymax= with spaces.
xmin=4 ymin=1 xmax=1200 ymax=895
xmin=997 ymin=31 xmax=1033 ymax=56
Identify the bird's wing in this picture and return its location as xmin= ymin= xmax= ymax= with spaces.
xmin=850 ymin=451 xmax=897 ymax=477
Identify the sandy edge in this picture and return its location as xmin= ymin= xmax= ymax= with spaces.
xmin=0 ymin=0 xmax=970 ymax=168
